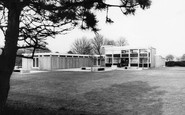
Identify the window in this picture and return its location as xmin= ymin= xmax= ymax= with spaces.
xmin=121 ymin=50 xmax=129 ymax=54
xmin=130 ymin=58 xmax=138 ymax=63
xmin=140 ymin=53 xmax=147 ymax=57
xmin=140 ymin=49 xmax=147 ymax=53
xmin=33 ymin=57 xmax=39 ymax=68
xmin=113 ymin=54 xmax=120 ymax=57
xmin=130 ymin=49 xmax=138 ymax=54
xmin=106 ymin=54 xmax=112 ymax=57
xmin=106 ymin=58 xmax=112 ymax=63
xmin=113 ymin=57 xmax=120 ymax=63
xmin=122 ymin=54 xmax=129 ymax=57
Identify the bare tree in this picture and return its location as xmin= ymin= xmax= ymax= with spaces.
xmin=71 ymin=37 xmax=92 ymax=54
xmin=91 ymin=34 xmax=105 ymax=55
xmin=0 ymin=0 xmax=151 ymax=112
xmin=91 ymin=34 xmax=106 ymax=66
xmin=116 ymin=37 xmax=128 ymax=46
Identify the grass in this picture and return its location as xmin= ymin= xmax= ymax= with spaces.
xmin=4 ymin=68 xmax=174 ymax=115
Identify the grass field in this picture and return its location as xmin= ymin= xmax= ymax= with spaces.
xmin=4 ymin=67 xmax=185 ymax=115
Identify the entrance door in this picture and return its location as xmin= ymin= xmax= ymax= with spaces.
xmin=121 ymin=58 xmax=129 ymax=67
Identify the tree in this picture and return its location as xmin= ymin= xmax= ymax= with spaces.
xmin=116 ymin=37 xmax=128 ymax=46
xmin=181 ymin=54 xmax=185 ymax=61
xmin=104 ymin=39 xmax=116 ymax=46
xmin=166 ymin=54 xmax=174 ymax=61
xmin=67 ymin=50 xmax=73 ymax=54
xmin=91 ymin=34 xmax=106 ymax=66
xmin=71 ymin=37 xmax=93 ymax=54
xmin=0 ymin=0 xmax=151 ymax=112
xmin=91 ymin=34 xmax=105 ymax=55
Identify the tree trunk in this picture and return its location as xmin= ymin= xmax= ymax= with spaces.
xmin=0 ymin=3 xmax=21 ymax=113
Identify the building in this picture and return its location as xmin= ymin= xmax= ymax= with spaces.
xmin=22 ymin=46 xmax=165 ymax=71
xmin=155 ymin=55 xmax=165 ymax=67
xmin=22 ymin=53 xmax=104 ymax=71
xmin=102 ymin=46 xmax=165 ymax=69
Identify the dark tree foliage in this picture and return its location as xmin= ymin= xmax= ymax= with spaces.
xmin=0 ymin=0 xmax=151 ymax=113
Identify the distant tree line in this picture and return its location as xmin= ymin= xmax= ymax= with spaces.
xmin=165 ymin=54 xmax=185 ymax=67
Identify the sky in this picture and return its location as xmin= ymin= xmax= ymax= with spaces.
xmin=1 ymin=0 xmax=185 ymax=58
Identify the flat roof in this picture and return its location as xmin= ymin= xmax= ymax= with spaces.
xmin=23 ymin=53 xmax=104 ymax=57
xmin=102 ymin=45 xmax=156 ymax=50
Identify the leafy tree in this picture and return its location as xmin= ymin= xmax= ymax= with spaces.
xmin=166 ymin=54 xmax=174 ymax=61
xmin=0 ymin=0 xmax=151 ymax=112
xmin=116 ymin=37 xmax=128 ymax=46
xmin=71 ymin=37 xmax=93 ymax=54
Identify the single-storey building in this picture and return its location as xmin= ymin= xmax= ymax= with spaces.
xmin=22 ymin=53 xmax=104 ymax=71
xmin=102 ymin=46 xmax=165 ymax=69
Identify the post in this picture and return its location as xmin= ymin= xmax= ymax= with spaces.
xmin=138 ymin=49 xmax=140 ymax=68
xmin=112 ymin=50 xmax=114 ymax=66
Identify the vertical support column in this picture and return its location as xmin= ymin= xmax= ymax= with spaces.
xmin=104 ymin=56 xmax=106 ymax=67
xmin=128 ymin=49 xmax=130 ymax=67
xmin=138 ymin=49 xmax=140 ymax=68
xmin=50 ymin=54 xmax=52 ymax=70
xmin=96 ymin=57 xmax=98 ymax=66
xmin=147 ymin=51 xmax=149 ymax=69
xmin=112 ymin=50 xmax=114 ymax=66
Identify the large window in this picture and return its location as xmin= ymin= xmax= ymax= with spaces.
xmin=130 ymin=49 xmax=138 ymax=54
xmin=106 ymin=58 xmax=112 ymax=63
xmin=121 ymin=50 xmax=129 ymax=54
xmin=139 ymin=49 xmax=147 ymax=53
xmin=130 ymin=58 xmax=138 ymax=63
xmin=113 ymin=57 xmax=120 ymax=64
xmin=33 ymin=57 xmax=39 ymax=68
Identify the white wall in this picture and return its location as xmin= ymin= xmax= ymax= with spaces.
xmin=22 ymin=58 xmax=32 ymax=70
xmin=155 ymin=55 xmax=165 ymax=68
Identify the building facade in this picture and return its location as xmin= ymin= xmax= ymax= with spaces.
xmin=103 ymin=46 xmax=164 ymax=68
xmin=22 ymin=46 xmax=165 ymax=71
xmin=22 ymin=53 xmax=104 ymax=71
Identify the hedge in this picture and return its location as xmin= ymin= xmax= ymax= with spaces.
xmin=166 ymin=61 xmax=185 ymax=67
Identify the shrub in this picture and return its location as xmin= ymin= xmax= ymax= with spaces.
xmin=165 ymin=61 xmax=185 ymax=67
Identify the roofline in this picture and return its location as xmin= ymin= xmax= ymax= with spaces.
xmin=23 ymin=52 xmax=105 ymax=57
xmin=102 ymin=45 xmax=156 ymax=50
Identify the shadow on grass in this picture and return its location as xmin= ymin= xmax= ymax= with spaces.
xmin=4 ymin=81 xmax=166 ymax=115
xmin=83 ymin=81 xmax=166 ymax=115
xmin=4 ymin=100 xmax=95 ymax=115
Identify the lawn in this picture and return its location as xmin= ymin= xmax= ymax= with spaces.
xmin=4 ymin=67 xmax=185 ymax=115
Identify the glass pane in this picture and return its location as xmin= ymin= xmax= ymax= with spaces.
xmin=33 ymin=58 xmax=35 ymax=67
xmin=36 ymin=58 xmax=39 ymax=67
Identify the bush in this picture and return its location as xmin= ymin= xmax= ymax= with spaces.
xmin=165 ymin=61 xmax=185 ymax=67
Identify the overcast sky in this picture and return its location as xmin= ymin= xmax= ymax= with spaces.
xmin=46 ymin=0 xmax=185 ymax=57
xmin=0 ymin=0 xmax=185 ymax=57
